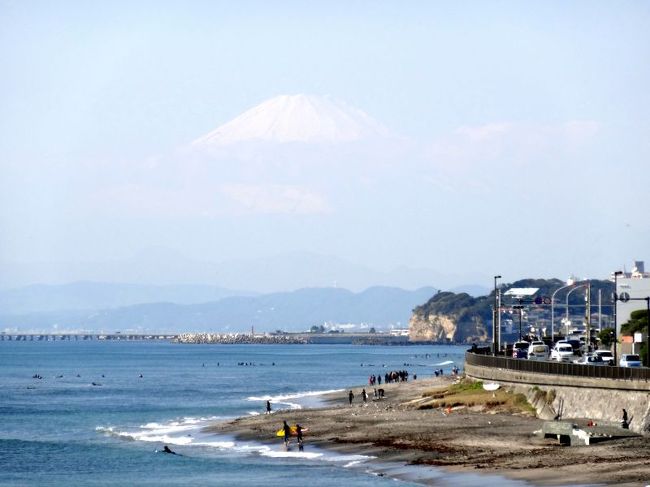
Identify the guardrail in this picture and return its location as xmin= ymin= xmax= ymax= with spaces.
xmin=466 ymin=352 xmax=650 ymax=381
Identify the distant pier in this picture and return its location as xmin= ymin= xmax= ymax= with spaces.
xmin=0 ymin=333 xmax=178 ymax=341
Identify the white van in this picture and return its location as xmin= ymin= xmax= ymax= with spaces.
xmin=551 ymin=344 xmax=574 ymax=362
xmin=528 ymin=344 xmax=549 ymax=361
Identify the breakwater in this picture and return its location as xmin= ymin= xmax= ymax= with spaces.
xmin=175 ymin=332 xmax=413 ymax=345
xmin=175 ymin=333 xmax=307 ymax=344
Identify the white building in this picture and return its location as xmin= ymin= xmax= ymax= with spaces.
xmin=616 ymin=260 xmax=650 ymax=329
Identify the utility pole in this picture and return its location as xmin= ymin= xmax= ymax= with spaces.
xmin=613 ymin=271 xmax=623 ymax=364
xmin=493 ymin=275 xmax=501 ymax=355
xmin=598 ymin=289 xmax=602 ymax=331
xmin=514 ymin=299 xmax=524 ymax=341
xmin=497 ymin=288 xmax=501 ymax=352
xmin=585 ymin=282 xmax=591 ymax=352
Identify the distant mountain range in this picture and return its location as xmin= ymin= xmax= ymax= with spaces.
xmin=0 ymin=250 xmax=486 ymax=294
xmin=0 ymin=281 xmax=255 ymax=315
xmin=0 ymin=285 xmax=437 ymax=333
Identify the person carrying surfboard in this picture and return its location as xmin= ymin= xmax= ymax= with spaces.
xmin=282 ymin=420 xmax=291 ymax=447
xmin=296 ymin=424 xmax=304 ymax=451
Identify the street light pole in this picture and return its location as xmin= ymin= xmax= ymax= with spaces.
xmin=493 ymin=275 xmax=501 ymax=355
xmin=565 ymin=284 xmax=588 ymax=337
xmin=551 ymin=282 xmax=575 ymax=343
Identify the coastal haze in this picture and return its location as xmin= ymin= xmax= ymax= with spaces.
xmin=2 ymin=2 xmax=649 ymax=317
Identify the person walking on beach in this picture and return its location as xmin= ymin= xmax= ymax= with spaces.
xmin=348 ymin=390 xmax=354 ymax=405
xmin=266 ymin=400 xmax=272 ymax=415
xmin=362 ymin=388 xmax=368 ymax=403
xmin=282 ymin=420 xmax=291 ymax=448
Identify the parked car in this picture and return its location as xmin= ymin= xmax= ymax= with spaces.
xmin=528 ymin=344 xmax=549 ymax=361
xmin=573 ymin=354 xmax=605 ymax=366
xmin=619 ymin=354 xmax=642 ymax=367
xmin=512 ymin=341 xmax=530 ymax=359
xmin=594 ymin=350 xmax=614 ymax=366
xmin=550 ymin=344 xmax=574 ymax=362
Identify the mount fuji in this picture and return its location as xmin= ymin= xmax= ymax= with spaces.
xmin=191 ymin=94 xmax=392 ymax=148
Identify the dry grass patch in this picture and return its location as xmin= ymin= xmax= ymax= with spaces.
xmin=412 ymin=379 xmax=536 ymax=415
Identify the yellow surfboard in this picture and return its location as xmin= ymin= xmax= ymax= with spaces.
xmin=275 ymin=425 xmax=308 ymax=437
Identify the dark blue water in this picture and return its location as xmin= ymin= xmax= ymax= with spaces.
xmin=0 ymin=341 xmax=524 ymax=486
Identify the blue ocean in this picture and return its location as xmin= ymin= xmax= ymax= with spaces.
xmin=0 ymin=341 xmax=523 ymax=486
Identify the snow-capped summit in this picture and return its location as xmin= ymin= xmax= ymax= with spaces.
xmin=192 ymin=94 xmax=390 ymax=147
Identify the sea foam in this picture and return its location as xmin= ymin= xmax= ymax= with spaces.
xmin=247 ymin=388 xmax=344 ymax=409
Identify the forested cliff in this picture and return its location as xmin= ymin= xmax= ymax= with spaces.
xmin=409 ymin=291 xmax=492 ymax=343
xmin=408 ymin=278 xmax=614 ymax=343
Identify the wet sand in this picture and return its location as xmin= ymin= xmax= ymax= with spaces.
xmin=206 ymin=377 xmax=650 ymax=486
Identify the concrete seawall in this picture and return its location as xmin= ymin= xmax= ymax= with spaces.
xmin=466 ymin=363 xmax=650 ymax=435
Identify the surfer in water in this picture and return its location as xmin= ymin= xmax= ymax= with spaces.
xmin=162 ymin=445 xmax=177 ymax=455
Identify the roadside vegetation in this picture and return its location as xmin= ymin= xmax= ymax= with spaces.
xmin=620 ymin=309 xmax=650 ymax=365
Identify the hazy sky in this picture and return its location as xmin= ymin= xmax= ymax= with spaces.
xmin=1 ymin=1 xmax=649 ymax=289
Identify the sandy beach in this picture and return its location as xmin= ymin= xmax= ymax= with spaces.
xmin=207 ymin=376 xmax=650 ymax=486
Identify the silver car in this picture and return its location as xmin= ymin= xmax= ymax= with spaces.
xmin=619 ymin=354 xmax=642 ymax=367
xmin=573 ymin=354 xmax=605 ymax=366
